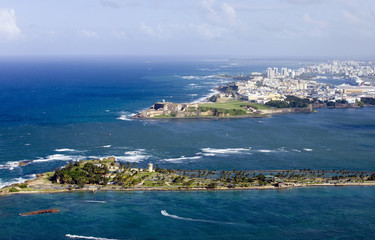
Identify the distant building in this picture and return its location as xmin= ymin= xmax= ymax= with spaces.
xmin=148 ymin=163 xmax=154 ymax=173
xmin=267 ymin=67 xmax=274 ymax=80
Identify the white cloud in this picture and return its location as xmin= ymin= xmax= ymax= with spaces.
xmin=303 ymin=14 xmax=327 ymax=28
xmin=189 ymin=23 xmax=226 ymax=39
xmin=0 ymin=8 xmax=21 ymax=42
xmin=202 ymin=1 xmax=239 ymax=25
xmin=78 ymin=29 xmax=99 ymax=38
xmin=139 ymin=22 xmax=176 ymax=39
xmin=112 ymin=30 xmax=128 ymax=39
xmin=221 ymin=3 xmax=236 ymax=23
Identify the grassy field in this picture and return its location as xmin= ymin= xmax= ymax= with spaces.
xmin=198 ymin=100 xmax=271 ymax=111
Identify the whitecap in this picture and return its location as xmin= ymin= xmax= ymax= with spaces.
xmin=65 ymin=234 xmax=119 ymax=240
xmin=55 ymin=148 xmax=78 ymax=152
xmin=201 ymin=147 xmax=252 ymax=156
xmin=115 ymin=149 xmax=149 ymax=163
xmin=117 ymin=112 xmax=135 ymax=121
xmin=191 ymin=90 xmax=220 ymax=103
xmin=0 ymin=174 xmax=36 ymax=189
xmin=291 ymin=149 xmax=301 ymax=153
xmin=33 ymin=154 xmax=78 ymax=163
xmin=256 ymin=150 xmax=277 ymax=153
xmin=303 ymin=148 xmax=313 ymax=152
xmin=162 ymin=156 xmax=202 ymax=163
xmin=181 ymin=76 xmax=197 ymax=79
xmin=102 ymin=145 xmax=112 ymax=148
xmin=0 ymin=161 xmax=23 ymax=170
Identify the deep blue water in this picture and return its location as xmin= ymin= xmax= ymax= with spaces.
xmin=0 ymin=57 xmax=374 ymax=239
xmin=1 ymin=188 xmax=375 ymax=240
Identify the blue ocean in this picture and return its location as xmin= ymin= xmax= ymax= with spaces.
xmin=1 ymin=56 xmax=375 ymax=239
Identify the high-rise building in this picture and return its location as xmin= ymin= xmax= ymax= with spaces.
xmin=267 ymin=67 xmax=274 ymax=79
xmin=281 ymin=68 xmax=288 ymax=76
xmin=273 ymin=67 xmax=278 ymax=77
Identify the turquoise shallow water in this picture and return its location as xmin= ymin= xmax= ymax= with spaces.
xmin=1 ymin=57 xmax=375 ymax=239
xmin=1 ymin=187 xmax=375 ymax=240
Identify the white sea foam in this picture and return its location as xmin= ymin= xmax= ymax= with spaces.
xmin=65 ymin=234 xmax=119 ymax=240
xmin=192 ymin=90 xmax=219 ymax=103
xmin=117 ymin=111 xmax=135 ymax=121
xmin=162 ymin=156 xmax=202 ymax=163
xmin=25 ymin=143 xmax=31 ymax=146
xmin=55 ymin=148 xmax=78 ymax=152
xmin=102 ymin=145 xmax=112 ymax=148
xmin=256 ymin=150 xmax=277 ymax=153
xmin=201 ymin=147 xmax=252 ymax=156
xmin=115 ymin=149 xmax=149 ymax=162
xmin=181 ymin=76 xmax=197 ymax=79
xmin=0 ymin=161 xmax=21 ymax=170
xmin=33 ymin=154 xmax=78 ymax=163
xmin=0 ymin=174 xmax=36 ymax=189
xmin=304 ymin=148 xmax=313 ymax=152
xmin=161 ymin=210 xmax=235 ymax=225
xmin=291 ymin=149 xmax=302 ymax=152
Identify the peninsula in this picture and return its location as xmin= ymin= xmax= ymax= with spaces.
xmin=1 ymin=157 xmax=375 ymax=196
xmin=133 ymin=60 xmax=375 ymax=119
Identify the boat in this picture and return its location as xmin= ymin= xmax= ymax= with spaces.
xmin=19 ymin=209 xmax=60 ymax=216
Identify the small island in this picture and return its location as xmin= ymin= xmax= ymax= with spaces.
xmin=1 ymin=157 xmax=375 ymax=196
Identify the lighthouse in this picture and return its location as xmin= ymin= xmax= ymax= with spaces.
xmin=148 ymin=163 xmax=154 ymax=173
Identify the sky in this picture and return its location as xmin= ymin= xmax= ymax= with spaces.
xmin=0 ymin=0 xmax=375 ymax=57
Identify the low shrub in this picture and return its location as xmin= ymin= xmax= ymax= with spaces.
xmin=18 ymin=183 xmax=28 ymax=188
xmin=9 ymin=187 xmax=20 ymax=193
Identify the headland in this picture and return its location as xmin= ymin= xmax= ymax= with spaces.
xmin=133 ymin=60 xmax=375 ymax=119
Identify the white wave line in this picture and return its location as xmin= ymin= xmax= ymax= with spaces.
xmin=161 ymin=210 xmax=236 ymax=225
xmin=84 ymin=200 xmax=106 ymax=203
xmin=55 ymin=148 xmax=78 ymax=152
xmin=65 ymin=234 xmax=119 ymax=240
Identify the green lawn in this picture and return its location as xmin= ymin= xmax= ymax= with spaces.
xmin=198 ymin=100 xmax=270 ymax=111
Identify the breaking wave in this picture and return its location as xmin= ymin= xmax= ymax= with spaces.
xmin=115 ymin=149 xmax=150 ymax=162
xmin=303 ymin=148 xmax=313 ymax=152
xmin=0 ymin=174 xmax=36 ymax=189
xmin=0 ymin=161 xmax=21 ymax=170
xmin=33 ymin=154 xmax=79 ymax=163
xmin=200 ymin=147 xmax=252 ymax=156
xmin=255 ymin=148 xmax=288 ymax=153
xmin=162 ymin=156 xmax=202 ymax=163
xmin=55 ymin=148 xmax=79 ymax=152
xmin=192 ymin=90 xmax=219 ymax=103
xmin=65 ymin=234 xmax=119 ymax=240
xmin=117 ymin=111 xmax=135 ymax=121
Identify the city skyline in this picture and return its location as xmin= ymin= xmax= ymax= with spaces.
xmin=0 ymin=0 xmax=375 ymax=57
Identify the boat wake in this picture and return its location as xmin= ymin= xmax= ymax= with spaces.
xmin=84 ymin=200 xmax=106 ymax=203
xmin=65 ymin=234 xmax=119 ymax=240
xmin=161 ymin=210 xmax=236 ymax=225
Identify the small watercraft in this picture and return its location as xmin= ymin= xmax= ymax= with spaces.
xmin=19 ymin=209 xmax=60 ymax=216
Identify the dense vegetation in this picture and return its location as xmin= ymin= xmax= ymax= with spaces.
xmin=361 ymin=97 xmax=375 ymax=105
xmin=51 ymin=161 xmax=109 ymax=188
xmin=266 ymin=95 xmax=312 ymax=108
